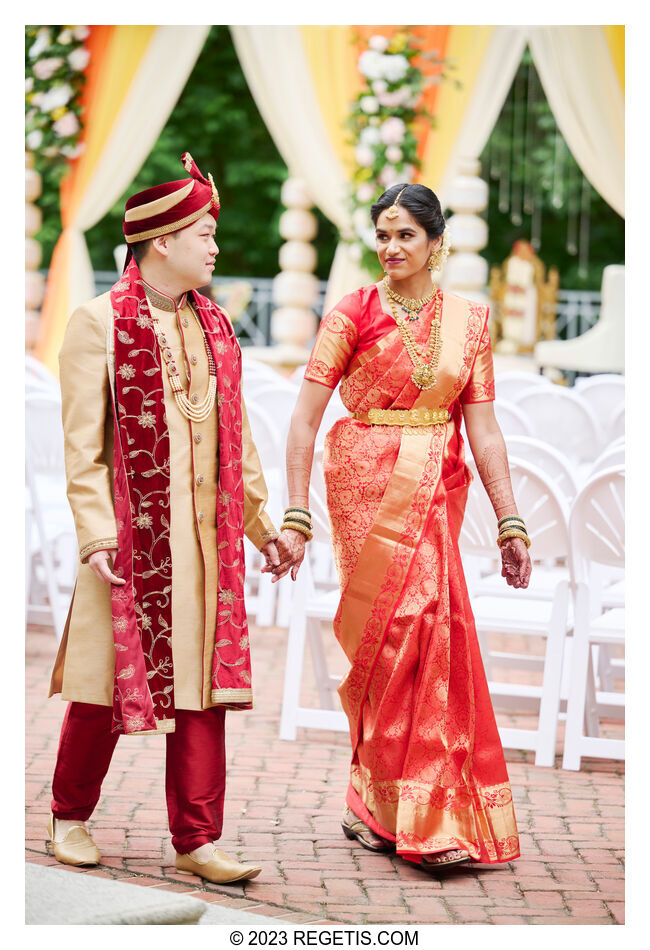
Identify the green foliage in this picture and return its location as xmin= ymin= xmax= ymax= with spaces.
xmin=478 ymin=47 xmax=624 ymax=290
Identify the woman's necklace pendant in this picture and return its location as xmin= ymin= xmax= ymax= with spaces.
xmin=411 ymin=365 xmax=438 ymax=389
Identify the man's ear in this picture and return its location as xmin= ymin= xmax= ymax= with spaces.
xmin=151 ymin=234 xmax=171 ymax=259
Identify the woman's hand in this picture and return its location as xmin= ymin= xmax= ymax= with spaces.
xmin=261 ymin=530 xmax=307 ymax=582
xmin=500 ymin=537 xmax=532 ymax=589
xmin=88 ymin=549 xmax=125 ymax=585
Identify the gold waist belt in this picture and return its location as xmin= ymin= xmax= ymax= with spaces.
xmin=353 ymin=407 xmax=451 ymax=426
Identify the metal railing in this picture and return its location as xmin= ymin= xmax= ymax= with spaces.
xmin=71 ymin=271 xmax=604 ymax=349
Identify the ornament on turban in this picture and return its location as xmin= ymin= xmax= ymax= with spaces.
xmin=122 ymin=152 xmax=220 ymax=257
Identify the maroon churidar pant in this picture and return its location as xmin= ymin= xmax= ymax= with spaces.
xmin=50 ymin=701 xmax=226 ymax=853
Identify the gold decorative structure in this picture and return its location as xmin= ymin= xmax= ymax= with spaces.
xmin=488 ymin=240 xmax=559 ymax=355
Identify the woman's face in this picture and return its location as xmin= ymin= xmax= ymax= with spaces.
xmin=375 ymin=205 xmax=441 ymax=281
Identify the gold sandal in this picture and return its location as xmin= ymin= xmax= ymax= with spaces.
xmin=421 ymin=848 xmax=471 ymax=869
xmin=341 ymin=807 xmax=395 ymax=853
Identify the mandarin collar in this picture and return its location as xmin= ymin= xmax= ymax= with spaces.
xmin=142 ymin=279 xmax=188 ymax=312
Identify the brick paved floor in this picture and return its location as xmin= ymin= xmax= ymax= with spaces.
xmin=26 ymin=619 xmax=624 ymax=926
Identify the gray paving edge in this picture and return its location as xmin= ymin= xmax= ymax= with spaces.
xmin=26 ymin=864 xmax=289 ymax=926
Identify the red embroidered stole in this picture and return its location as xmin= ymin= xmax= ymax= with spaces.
xmin=109 ymin=259 xmax=250 ymax=735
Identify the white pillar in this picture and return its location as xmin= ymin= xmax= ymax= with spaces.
xmin=247 ymin=178 xmax=319 ymax=369
xmin=25 ymin=151 xmax=45 ymax=352
xmin=441 ymin=157 xmax=490 ymax=308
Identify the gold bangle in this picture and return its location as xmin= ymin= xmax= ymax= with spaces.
xmin=281 ymin=521 xmax=313 ymax=541
xmin=498 ymin=515 xmax=526 ymax=529
xmin=285 ymin=507 xmax=311 ymax=519
xmin=497 ymin=529 xmax=531 ymax=549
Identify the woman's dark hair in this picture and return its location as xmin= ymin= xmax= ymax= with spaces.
xmin=370 ymin=183 xmax=445 ymax=239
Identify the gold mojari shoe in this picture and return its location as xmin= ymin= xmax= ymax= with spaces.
xmin=46 ymin=813 xmax=101 ymax=866
xmin=175 ymin=847 xmax=262 ymax=884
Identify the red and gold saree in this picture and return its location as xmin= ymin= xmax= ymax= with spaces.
xmin=304 ymin=285 xmax=519 ymax=864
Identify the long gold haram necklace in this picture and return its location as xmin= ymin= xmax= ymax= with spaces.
xmin=150 ymin=308 xmax=217 ymax=423
xmin=385 ymin=285 xmax=443 ymax=390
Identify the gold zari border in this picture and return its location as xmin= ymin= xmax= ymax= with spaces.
xmin=211 ymin=688 xmax=253 ymax=704
xmin=125 ymin=200 xmax=213 ymax=242
xmin=79 ymin=537 xmax=118 ymax=563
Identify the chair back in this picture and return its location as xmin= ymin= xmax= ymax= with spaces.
xmin=589 ymin=444 xmax=625 ymax=477
xmin=569 ymin=464 xmax=624 ymax=583
xmin=25 ymin=355 xmax=58 ymax=392
xmin=516 ymin=386 xmax=601 ymax=463
xmin=505 ymin=435 xmax=579 ymax=503
xmin=245 ymin=381 xmax=299 ymax=443
xmin=25 ymin=391 xmax=65 ymax=478
xmin=309 ymin=447 xmax=333 ymax=545
xmin=495 ymin=371 xmax=552 ymax=402
xmin=493 ymin=397 xmax=532 ymax=437
xmin=245 ymin=400 xmax=284 ymax=474
xmin=573 ymin=374 xmax=625 ymax=443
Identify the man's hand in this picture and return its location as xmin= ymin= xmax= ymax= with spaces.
xmin=88 ymin=549 xmax=125 ymax=585
xmin=260 ymin=531 xmax=306 ymax=583
xmin=500 ymin=537 xmax=532 ymax=589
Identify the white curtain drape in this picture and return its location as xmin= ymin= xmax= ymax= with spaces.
xmin=435 ymin=27 xmax=528 ymax=209
xmin=69 ymin=26 xmax=209 ymax=310
xmin=230 ymin=25 xmax=369 ymax=309
xmin=528 ymin=26 xmax=624 ymax=217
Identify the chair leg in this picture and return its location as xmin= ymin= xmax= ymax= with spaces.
xmin=307 ymin=619 xmax=336 ymax=710
xmin=562 ymin=583 xmax=591 ymax=771
xmin=534 ymin=581 xmax=569 ymax=767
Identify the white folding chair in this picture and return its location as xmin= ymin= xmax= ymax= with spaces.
xmin=245 ymin=380 xmax=299 ymax=446
xmin=562 ymin=465 xmax=625 ymax=770
xmin=493 ymin=397 xmax=533 ymax=438
xmin=25 ymin=391 xmax=76 ymax=640
xmin=241 ymin=357 xmax=283 ymax=401
xmin=609 ymin=403 xmax=625 ymax=443
xmin=495 ymin=370 xmax=552 ymax=403
xmin=589 ymin=444 xmax=625 ymax=477
xmin=505 ymin=435 xmax=579 ymax=504
xmin=573 ymin=374 xmax=625 ymax=445
xmin=291 ymin=364 xmax=307 ymax=385
xmin=279 ymin=447 xmax=346 ymax=739
xmin=460 ymin=457 xmax=572 ymax=766
xmin=26 ymin=355 xmax=58 ymax=392
xmin=516 ymin=386 xmax=602 ymax=466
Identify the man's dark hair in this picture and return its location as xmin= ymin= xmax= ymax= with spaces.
xmin=130 ymin=239 xmax=153 ymax=265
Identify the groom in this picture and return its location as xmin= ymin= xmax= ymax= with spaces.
xmin=47 ymin=152 xmax=287 ymax=883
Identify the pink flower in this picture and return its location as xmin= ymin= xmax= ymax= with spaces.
xmin=378 ymin=88 xmax=412 ymax=109
xmin=52 ymin=111 xmax=80 ymax=138
xmin=33 ymin=57 xmax=64 ymax=80
xmin=379 ymin=165 xmax=400 ymax=188
xmin=380 ymin=117 xmax=406 ymax=146
xmin=354 ymin=144 xmax=375 ymax=167
xmin=368 ymin=35 xmax=389 ymax=52
xmin=386 ymin=145 xmax=403 ymax=163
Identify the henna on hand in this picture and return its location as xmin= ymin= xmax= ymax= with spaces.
xmin=286 ymin=444 xmax=314 ymax=508
xmin=475 ymin=442 xmax=517 ymax=519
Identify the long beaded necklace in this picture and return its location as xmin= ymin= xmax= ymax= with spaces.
xmin=383 ymin=274 xmax=435 ymax=322
xmin=150 ymin=306 xmax=217 ymax=423
xmin=385 ymin=286 xmax=443 ymax=390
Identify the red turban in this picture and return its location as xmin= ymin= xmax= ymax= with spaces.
xmin=123 ymin=152 xmax=220 ymax=244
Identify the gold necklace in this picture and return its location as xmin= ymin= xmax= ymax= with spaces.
xmin=383 ymin=275 xmax=435 ymax=321
xmin=150 ymin=307 xmax=217 ymax=423
xmin=386 ymin=288 xmax=443 ymax=390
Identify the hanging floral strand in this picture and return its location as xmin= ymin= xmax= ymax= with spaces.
xmin=25 ymin=26 xmax=89 ymax=177
xmin=346 ymin=31 xmax=458 ymax=274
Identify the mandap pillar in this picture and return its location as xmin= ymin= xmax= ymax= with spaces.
xmin=25 ymin=151 xmax=45 ymax=353
xmin=441 ymin=157 xmax=490 ymax=310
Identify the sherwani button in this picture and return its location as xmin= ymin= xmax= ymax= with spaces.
xmin=182 ymin=318 xmax=190 ymax=327
xmin=191 ymin=393 xmax=199 ymax=405
xmin=196 ymin=474 xmax=204 ymax=485
xmin=190 ymin=354 xmax=198 ymax=365
xmin=197 ymin=511 xmax=204 ymax=522
xmin=194 ymin=433 xmax=202 ymax=443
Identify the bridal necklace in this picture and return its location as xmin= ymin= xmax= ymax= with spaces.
xmin=150 ymin=306 xmax=217 ymax=423
xmin=385 ymin=283 xmax=443 ymax=390
xmin=383 ymin=274 xmax=435 ymax=322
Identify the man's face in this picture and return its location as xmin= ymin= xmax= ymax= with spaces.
xmin=165 ymin=213 xmax=219 ymax=290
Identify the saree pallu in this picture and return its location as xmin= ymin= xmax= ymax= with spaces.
xmin=307 ymin=287 xmax=519 ymax=864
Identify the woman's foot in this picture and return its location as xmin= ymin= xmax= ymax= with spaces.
xmin=341 ymin=806 xmax=395 ymax=853
xmin=421 ymin=848 xmax=471 ymax=868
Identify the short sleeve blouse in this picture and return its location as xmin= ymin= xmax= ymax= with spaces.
xmin=459 ymin=315 xmax=495 ymax=404
xmin=303 ymin=292 xmax=361 ymax=389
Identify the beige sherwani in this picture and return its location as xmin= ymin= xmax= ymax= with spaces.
xmin=49 ymin=284 xmax=277 ymax=710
